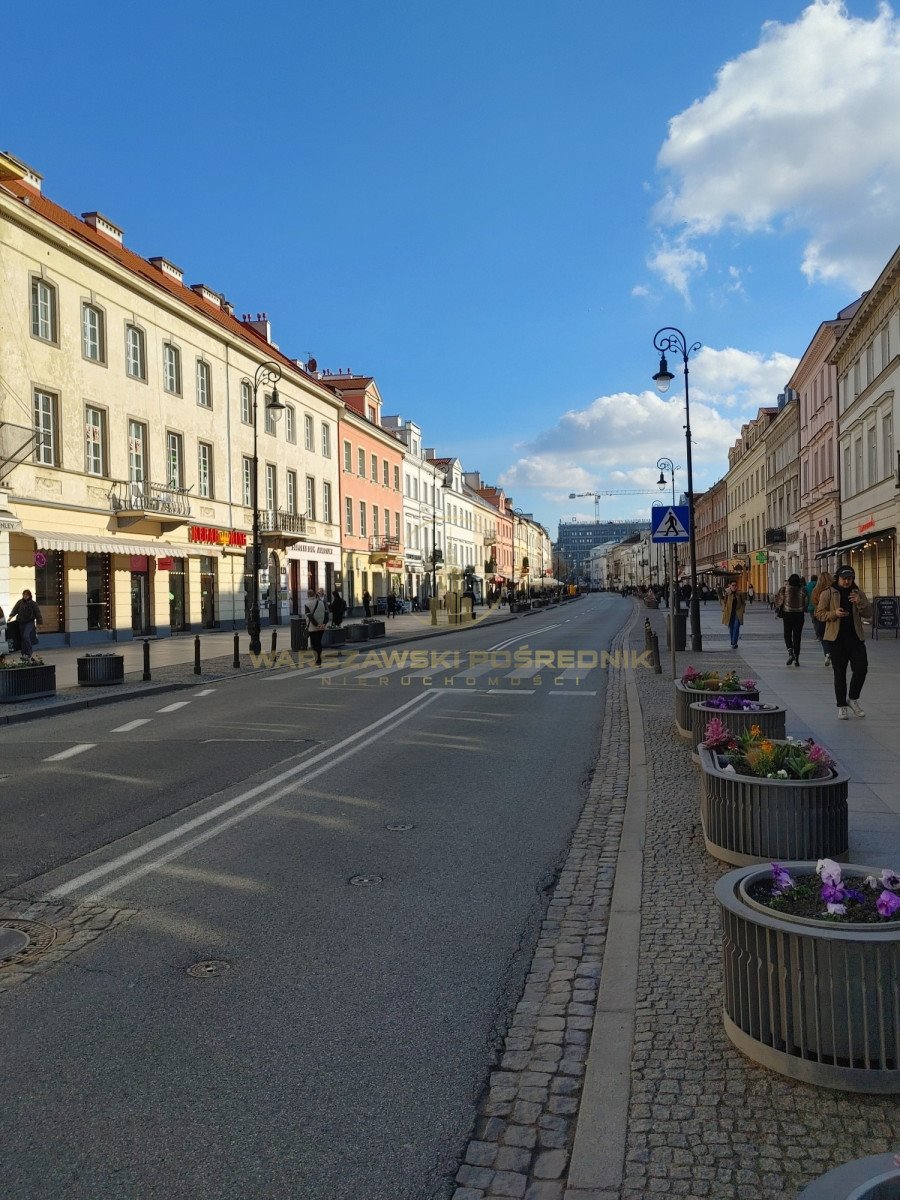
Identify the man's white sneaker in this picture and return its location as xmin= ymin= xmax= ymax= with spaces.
xmin=837 ymin=706 xmax=850 ymax=720
xmin=848 ymin=699 xmax=865 ymax=717
xmin=824 ymin=654 xmax=831 ymax=666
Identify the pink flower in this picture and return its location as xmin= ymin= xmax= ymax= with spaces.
xmin=740 ymin=679 xmax=756 ymax=691
xmin=703 ymin=716 xmax=731 ymax=748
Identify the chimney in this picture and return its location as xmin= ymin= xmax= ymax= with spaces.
xmin=0 ymin=150 xmax=42 ymax=193
xmin=82 ymin=212 xmax=124 ymax=246
xmin=245 ymin=312 xmax=272 ymax=343
xmin=149 ymin=256 xmax=184 ymax=284
xmin=221 ymin=297 xmax=234 ymax=316
xmin=190 ymin=283 xmax=222 ymax=307
xmin=464 ymin=471 xmax=482 ymax=490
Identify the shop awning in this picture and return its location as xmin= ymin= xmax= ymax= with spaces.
xmin=815 ymin=535 xmax=869 ymax=559
xmin=20 ymin=529 xmax=200 ymax=557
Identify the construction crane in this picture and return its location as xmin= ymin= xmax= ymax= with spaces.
xmin=568 ymin=490 xmax=663 ymax=520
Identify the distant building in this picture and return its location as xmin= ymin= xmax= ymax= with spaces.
xmin=556 ymin=519 xmax=646 ymax=581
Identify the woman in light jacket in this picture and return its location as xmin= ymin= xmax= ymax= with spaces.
xmin=775 ymin=573 xmax=806 ymax=666
xmin=721 ymin=582 xmax=746 ymax=649
xmin=809 ymin=570 xmax=833 ymax=664
xmin=814 ymin=564 xmax=872 ymax=719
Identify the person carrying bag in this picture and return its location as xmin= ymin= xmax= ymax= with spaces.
xmin=8 ymin=589 xmax=42 ymax=661
xmin=304 ymin=588 xmax=329 ymax=667
xmin=774 ymin=573 xmax=806 ymax=666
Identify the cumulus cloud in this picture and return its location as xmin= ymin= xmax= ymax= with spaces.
xmin=498 ymin=346 xmax=797 ymax=493
xmin=652 ymin=0 xmax=900 ymax=293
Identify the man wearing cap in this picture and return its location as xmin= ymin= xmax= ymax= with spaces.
xmin=814 ymin=566 xmax=872 ymax=719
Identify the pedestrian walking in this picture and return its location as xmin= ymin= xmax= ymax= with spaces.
xmin=362 ymin=589 xmax=372 ymax=619
xmin=387 ymin=591 xmax=397 ymax=619
xmin=815 ymin=565 xmax=872 ymax=719
xmin=8 ymin=589 xmax=42 ymax=661
xmin=330 ymin=588 xmax=346 ymax=628
xmin=809 ymin=571 xmax=832 ymax=663
xmin=775 ymin=573 xmax=806 ymax=665
xmin=304 ymin=587 xmax=329 ymax=666
xmin=721 ymin=581 xmax=746 ymax=649
xmin=747 ymin=584 xmax=755 ymax=604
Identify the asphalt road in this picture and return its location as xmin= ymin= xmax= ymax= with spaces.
xmin=0 ymin=595 xmax=629 ymax=1200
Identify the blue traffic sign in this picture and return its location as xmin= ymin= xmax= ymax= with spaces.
xmin=651 ymin=505 xmax=690 ymax=543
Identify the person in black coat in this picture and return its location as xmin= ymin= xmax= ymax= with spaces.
xmin=330 ymin=589 xmax=346 ymax=627
xmin=9 ymin=589 xmax=42 ymax=660
xmin=362 ymin=589 xmax=372 ymax=619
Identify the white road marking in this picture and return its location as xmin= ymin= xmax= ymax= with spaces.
xmin=44 ymin=743 xmax=96 ymax=762
xmin=110 ymin=719 xmax=152 ymax=733
xmin=193 ymin=688 xmax=217 ymax=696
xmin=44 ymin=688 xmax=445 ymax=902
xmin=487 ymin=689 xmax=536 ymax=695
xmin=549 ymin=691 xmax=598 ymax=697
xmin=157 ymin=701 xmax=190 ymax=713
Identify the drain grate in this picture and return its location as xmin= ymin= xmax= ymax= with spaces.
xmin=0 ymin=928 xmax=30 ymax=961
xmin=0 ymin=918 xmax=57 ymax=967
xmin=186 ymin=959 xmax=230 ymax=979
xmin=348 ymin=875 xmax=383 ymax=886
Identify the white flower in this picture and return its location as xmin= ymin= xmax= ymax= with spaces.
xmin=723 ymin=763 xmax=736 ymax=774
xmin=826 ymin=903 xmax=847 ymax=916
xmin=881 ymin=868 xmax=900 ymax=890
xmin=865 ymin=875 xmax=880 ymax=890
xmin=776 ymin=769 xmax=788 ymax=778
xmin=816 ymin=858 xmax=842 ymax=887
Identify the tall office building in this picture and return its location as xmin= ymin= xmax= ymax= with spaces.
xmin=555 ymin=519 xmax=646 ymax=581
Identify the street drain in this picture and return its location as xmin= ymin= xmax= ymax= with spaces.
xmin=0 ymin=918 xmax=56 ymax=966
xmin=186 ymin=959 xmax=230 ymax=979
xmin=385 ymin=823 xmax=414 ymax=832
xmin=348 ymin=875 xmax=383 ymax=886
xmin=0 ymin=928 xmax=30 ymax=961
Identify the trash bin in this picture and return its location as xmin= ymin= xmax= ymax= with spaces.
xmin=666 ymin=611 xmax=687 ymax=652
xmin=290 ymin=615 xmax=308 ymax=651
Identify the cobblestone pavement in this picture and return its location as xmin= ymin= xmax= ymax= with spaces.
xmin=624 ymin=622 xmax=900 ymax=1200
xmin=448 ymin=620 xmax=631 ymax=1200
xmin=0 ymin=896 xmax=136 ymax=995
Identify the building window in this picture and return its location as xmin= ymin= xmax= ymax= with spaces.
xmin=345 ymin=496 xmax=353 ymax=534
xmin=383 ymin=460 xmax=389 ymax=486
xmin=367 ymin=405 xmax=376 ymax=423
xmin=405 ymin=474 xmax=411 ymax=497
xmin=286 ymin=469 xmax=297 ymax=515
xmin=85 ymin=406 xmax=107 ymax=476
xmin=371 ymin=453 xmax=378 ymax=482
xmin=82 ymin=303 xmax=105 ymax=363
xmin=198 ymin=441 xmax=213 ymax=498
xmin=323 ymin=481 xmax=332 ymax=524
xmin=305 ymin=475 xmax=316 ymax=519
xmin=166 ymin=431 xmax=184 ymax=488
xmin=867 ymin=424 xmax=877 ymax=484
xmin=125 ymin=324 xmax=146 ymax=380
xmin=156 ymin=341 xmax=177 ymax=394
xmin=373 ymin=506 xmax=380 ymax=539
xmin=128 ymin=420 xmax=148 ymax=483
xmin=266 ymin=464 xmax=277 ymax=511
xmin=343 ymin=440 xmax=352 ymax=471
xmin=358 ymin=448 xmax=365 ymax=476
xmin=359 ymin=500 xmax=367 ymax=537
xmin=393 ymin=465 xmax=400 ymax=490
xmin=322 ymin=422 xmax=331 ymax=457
xmin=883 ymin=412 xmax=893 ymax=481
xmin=240 ymin=380 xmax=252 ymax=425
xmin=881 ymin=325 xmax=891 ymax=370
xmin=853 ymin=359 xmax=861 ymax=399
xmin=304 ymin=414 xmax=314 ymax=451
xmin=854 ymin=438 xmax=863 ymax=492
xmin=264 ymin=392 xmax=277 ymax=435
xmin=285 ymin=404 xmax=296 ymax=443
xmin=33 ymin=389 xmax=59 ymax=466
xmin=242 ymin=456 xmax=253 ymax=507
xmin=30 ymin=277 xmax=57 ymax=343
xmin=196 ymin=359 xmax=212 ymax=408
xmin=866 ymin=341 xmax=875 ymax=385
xmin=394 ymin=511 xmax=400 ymax=540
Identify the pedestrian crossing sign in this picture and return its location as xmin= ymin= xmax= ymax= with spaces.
xmin=651 ymin=505 xmax=690 ymax=543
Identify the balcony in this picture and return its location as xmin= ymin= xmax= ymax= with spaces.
xmin=109 ymin=480 xmax=191 ymax=531
xmin=369 ymin=535 xmax=400 ymax=554
xmin=765 ymin=527 xmax=787 ymax=545
xmin=732 ymin=542 xmax=748 ymax=554
xmin=259 ymin=509 xmax=306 ymax=536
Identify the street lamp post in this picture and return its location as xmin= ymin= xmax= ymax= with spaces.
xmin=653 ymin=328 xmax=703 ymax=652
xmin=248 ymin=361 xmax=284 ymax=653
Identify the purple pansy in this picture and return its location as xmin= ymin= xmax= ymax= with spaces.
xmin=771 ymin=863 xmax=794 ymax=896
xmin=877 ymin=890 xmax=900 ymax=919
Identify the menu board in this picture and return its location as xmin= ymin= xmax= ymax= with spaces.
xmin=872 ymin=595 xmax=900 ymax=638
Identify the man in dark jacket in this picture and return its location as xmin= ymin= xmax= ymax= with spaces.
xmin=330 ymin=589 xmax=346 ymax=627
xmin=9 ymin=589 xmax=42 ymax=660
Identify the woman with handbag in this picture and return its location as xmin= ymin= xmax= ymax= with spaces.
xmin=9 ymin=589 xmax=42 ymax=661
xmin=720 ymin=581 xmax=746 ymax=649
xmin=774 ymin=573 xmax=806 ymax=666
xmin=304 ymin=587 xmax=329 ymax=667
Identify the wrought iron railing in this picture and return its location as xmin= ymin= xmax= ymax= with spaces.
xmin=369 ymin=535 xmax=400 ymax=553
xmin=109 ymin=480 xmax=192 ymax=516
xmin=259 ymin=509 xmax=306 ymax=534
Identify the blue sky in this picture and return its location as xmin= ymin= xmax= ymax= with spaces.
xmin=6 ymin=1 xmax=899 ymax=533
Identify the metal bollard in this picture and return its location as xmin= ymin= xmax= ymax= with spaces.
xmin=651 ymin=631 xmax=662 ymax=674
xmin=194 ymin=635 xmax=201 ymax=675
xmin=270 ymin=628 xmax=277 ymax=652
xmin=233 ymin=633 xmax=240 ymax=668
xmin=142 ymin=639 xmax=151 ymax=681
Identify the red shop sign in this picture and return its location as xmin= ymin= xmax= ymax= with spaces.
xmin=188 ymin=525 xmax=247 ymax=547
xmin=158 ymin=557 xmax=174 ymax=571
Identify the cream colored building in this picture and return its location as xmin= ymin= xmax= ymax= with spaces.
xmin=763 ymin=390 xmax=800 ymax=592
xmin=0 ymin=152 xmax=341 ymax=645
xmin=726 ymin=407 xmax=778 ymax=598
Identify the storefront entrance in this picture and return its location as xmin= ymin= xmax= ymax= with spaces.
xmin=131 ymin=557 xmax=152 ymax=635
xmin=86 ymin=553 xmax=111 ymax=631
xmin=169 ymin=558 xmax=187 ymax=632
xmin=200 ymin=556 xmax=218 ymax=628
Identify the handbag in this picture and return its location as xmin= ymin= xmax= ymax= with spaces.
xmin=775 ymin=604 xmax=784 ymax=618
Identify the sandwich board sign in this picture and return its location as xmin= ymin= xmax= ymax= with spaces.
xmin=651 ymin=505 xmax=690 ymax=543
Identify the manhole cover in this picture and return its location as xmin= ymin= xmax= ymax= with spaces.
xmin=385 ymin=823 xmax=414 ymax=832
xmin=348 ymin=875 xmax=383 ymax=886
xmin=0 ymin=928 xmax=30 ymax=961
xmin=186 ymin=959 xmax=230 ymax=978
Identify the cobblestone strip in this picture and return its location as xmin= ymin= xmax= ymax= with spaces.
xmin=0 ymin=895 xmax=136 ymax=994
xmin=623 ymin=622 xmax=900 ymax=1200
xmin=450 ymin=621 xmax=633 ymax=1200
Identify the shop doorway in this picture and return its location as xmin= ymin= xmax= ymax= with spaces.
xmin=130 ymin=558 xmax=151 ymax=635
xmin=86 ymin=553 xmax=112 ymax=631
xmin=290 ymin=560 xmax=300 ymax=615
xmin=169 ymin=558 xmax=187 ymax=632
xmin=200 ymin=556 xmax=218 ymax=628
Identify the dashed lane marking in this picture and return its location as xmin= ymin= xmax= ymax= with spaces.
xmin=110 ymin=719 xmax=152 ymax=733
xmin=156 ymin=702 xmax=191 ymax=713
xmin=193 ymin=688 xmax=217 ymax=696
xmin=44 ymin=744 xmax=97 ymax=762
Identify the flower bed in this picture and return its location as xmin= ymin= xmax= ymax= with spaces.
xmin=689 ymin=697 xmax=786 ymax=762
xmin=674 ymin=668 xmax=759 ymax=737
xmin=0 ymin=659 xmax=56 ymax=702
xmin=698 ymin=734 xmax=849 ymax=865
xmin=76 ymin=653 xmax=124 ymax=686
xmin=716 ymin=861 xmax=900 ymax=1092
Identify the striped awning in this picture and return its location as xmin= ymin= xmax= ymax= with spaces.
xmin=21 ymin=530 xmax=200 ymax=557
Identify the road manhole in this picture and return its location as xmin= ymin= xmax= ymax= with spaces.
xmin=0 ymin=918 xmax=57 ymax=966
xmin=0 ymin=928 xmax=30 ymax=961
xmin=348 ymin=875 xmax=383 ymax=886
xmin=186 ymin=959 xmax=230 ymax=979
xmin=385 ymin=823 xmax=414 ymax=832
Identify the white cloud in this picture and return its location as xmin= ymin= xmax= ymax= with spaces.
xmin=631 ymin=283 xmax=651 ymax=298
xmin=647 ymin=242 xmax=708 ymax=301
xmin=498 ymin=346 xmax=797 ymax=493
xmin=652 ymin=0 xmax=900 ymax=292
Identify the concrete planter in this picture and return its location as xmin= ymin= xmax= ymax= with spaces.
xmin=716 ymin=863 xmax=900 ymax=1093
xmin=77 ymin=654 xmax=124 ymax=686
xmin=347 ymin=623 xmax=370 ymax=642
xmin=0 ymin=664 xmax=56 ymax=702
xmin=365 ymin=620 xmax=386 ymax=638
xmin=698 ymin=742 xmax=849 ymax=866
xmin=689 ymin=700 xmax=786 ymax=763
xmin=675 ymin=680 xmax=760 ymax=738
xmin=321 ymin=627 xmax=347 ymax=648
xmin=797 ymin=1154 xmax=900 ymax=1198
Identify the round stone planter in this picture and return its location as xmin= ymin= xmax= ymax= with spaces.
xmin=797 ymin=1153 xmax=900 ymax=1198
xmin=365 ymin=620 xmax=386 ymax=638
xmin=0 ymin=664 xmax=56 ymax=702
xmin=689 ymin=700 xmax=786 ymax=763
xmin=698 ymin=742 xmax=849 ymax=866
xmin=675 ymin=679 xmax=760 ymax=738
xmin=77 ymin=653 xmax=124 ymax=686
xmin=347 ymin=623 xmax=370 ymax=642
xmin=716 ymin=863 xmax=900 ymax=1093
xmin=321 ymin=627 xmax=347 ymax=648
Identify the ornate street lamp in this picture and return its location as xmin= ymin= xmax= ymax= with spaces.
xmin=653 ymin=328 xmax=703 ymax=652
xmin=248 ymin=361 xmax=284 ymax=653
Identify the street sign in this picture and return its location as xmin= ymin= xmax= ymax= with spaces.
xmin=651 ymin=505 xmax=690 ymax=543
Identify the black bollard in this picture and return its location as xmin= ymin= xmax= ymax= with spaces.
xmin=270 ymin=628 xmax=277 ymax=652
xmin=194 ymin=635 xmax=201 ymax=675
xmin=233 ymin=633 xmax=240 ymax=668
xmin=142 ymin=639 xmax=151 ymax=681
xmin=651 ymin=631 xmax=662 ymax=674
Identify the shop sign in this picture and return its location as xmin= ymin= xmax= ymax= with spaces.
xmin=189 ymin=525 xmax=247 ymax=548
xmin=755 ymin=551 xmax=768 ymax=564
xmin=290 ymin=542 xmax=336 ymax=556
xmin=386 ymin=557 xmax=403 ymax=570
xmin=857 ymin=517 xmax=876 ymax=534
xmin=158 ymin=557 xmax=174 ymax=571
